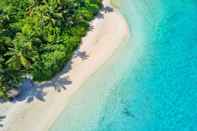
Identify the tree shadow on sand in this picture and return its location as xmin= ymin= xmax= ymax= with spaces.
xmin=74 ymin=50 xmax=89 ymax=60
xmin=102 ymin=6 xmax=114 ymax=13
xmin=0 ymin=115 xmax=6 ymax=127
xmin=10 ymin=50 xmax=90 ymax=103
xmin=96 ymin=5 xmax=114 ymax=19
xmin=11 ymin=63 xmax=73 ymax=103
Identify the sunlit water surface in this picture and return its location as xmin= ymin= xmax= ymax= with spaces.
xmin=50 ymin=0 xmax=197 ymax=131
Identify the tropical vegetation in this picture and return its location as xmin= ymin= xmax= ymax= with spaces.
xmin=0 ymin=0 xmax=102 ymax=99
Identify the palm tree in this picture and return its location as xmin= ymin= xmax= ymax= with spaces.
xmin=5 ymin=33 xmax=31 ymax=70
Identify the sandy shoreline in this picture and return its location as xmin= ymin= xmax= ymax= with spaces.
xmin=0 ymin=1 xmax=128 ymax=131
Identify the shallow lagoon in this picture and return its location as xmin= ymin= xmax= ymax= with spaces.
xmin=50 ymin=0 xmax=197 ymax=131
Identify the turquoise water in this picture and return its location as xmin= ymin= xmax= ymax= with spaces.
xmin=50 ymin=0 xmax=197 ymax=131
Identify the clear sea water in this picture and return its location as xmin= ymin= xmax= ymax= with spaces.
xmin=49 ymin=0 xmax=197 ymax=131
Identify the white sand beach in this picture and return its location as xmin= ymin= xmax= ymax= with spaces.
xmin=0 ymin=0 xmax=128 ymax=131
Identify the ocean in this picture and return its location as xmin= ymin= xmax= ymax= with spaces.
xmin=49 ymin=0 xmax=197 ymax=131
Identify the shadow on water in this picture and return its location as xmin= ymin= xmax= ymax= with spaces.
xmin=122 ymin=107 xmax=136 ymax=119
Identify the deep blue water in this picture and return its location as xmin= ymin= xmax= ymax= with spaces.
xmin=50 ymin=0 xmax=197 ymax=131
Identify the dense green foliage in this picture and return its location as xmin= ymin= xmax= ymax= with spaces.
xmin=0 ymin=0 xmax=102 ymax=99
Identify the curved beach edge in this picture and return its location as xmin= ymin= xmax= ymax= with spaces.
xmin=0 ymin=0 xmax=129 ymax=131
